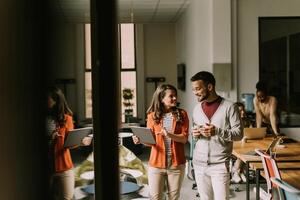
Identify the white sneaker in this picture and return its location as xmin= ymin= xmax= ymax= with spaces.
xmin=240 ymin=173 xmax=247 ymax=183
xmin=253 ymin=187 xmax=271 ymax=200
xmin=231 ymin=172 xmax=242 ymax=183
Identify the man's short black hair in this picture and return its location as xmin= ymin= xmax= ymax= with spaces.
xmin=256 ymin=81 xmax=268 ymax=93
xmin=190 ymin=71 xmax=216 ymax=86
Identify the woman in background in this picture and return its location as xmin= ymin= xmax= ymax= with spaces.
xmin=133 ymin=84 xmax=189 ymax=200
xmin=46 ymin=87 xmax=91 ymax=200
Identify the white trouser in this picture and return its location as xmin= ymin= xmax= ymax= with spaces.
xmin=193 ymin=162 xmax=230 ymax=200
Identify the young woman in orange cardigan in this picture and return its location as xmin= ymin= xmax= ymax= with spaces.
xmin=46 ymin=87 xmax=91 ymax=200
xmin=133 ymin=84 xmax=189 ymax=200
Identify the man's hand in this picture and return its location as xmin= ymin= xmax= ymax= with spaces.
xmin=199 ymin=123 xmax=215 ymax=138
xmin=192 ymin=125 xmax=202 ymax=139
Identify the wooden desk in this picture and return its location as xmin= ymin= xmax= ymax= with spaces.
xmin=233 ymin=136 xmax=300 ymax=200
xmin=250 ymin=162 xmax=300 ymax=200
xmin=233 ymin=137 xmax=274 ymax=200
xmin=280 ymin=170 xmax=300 ymax=189
xmin=258 ymin=168 xmax=300 ymax=189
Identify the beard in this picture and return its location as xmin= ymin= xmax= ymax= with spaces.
xmin=197 ymin=93 xmax=209 ymax=102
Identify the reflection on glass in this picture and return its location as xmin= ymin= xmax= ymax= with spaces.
xmin=121 ymin=71 xmax=136 ymax=122
xmin=85 ymin=72 xmax=92 ymax=118
xmin=121 ymin=24 xmax=135 ymax=69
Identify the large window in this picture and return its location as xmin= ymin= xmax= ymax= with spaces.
xmin=120 ymin=23 xmax=137 ymax=122
xmin=85 ymin=24 xmax=92 ymax=119
xmin=84 ymin=23 xmax=137 ymax=122
xmin=259 ymin=17 xmax=300 ymax=127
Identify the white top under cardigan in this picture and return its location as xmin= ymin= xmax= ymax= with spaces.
xmin=192 ymin=98 xmax=243 ymax=165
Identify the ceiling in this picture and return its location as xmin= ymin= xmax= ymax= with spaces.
xmin=50 ymin=0 xmax=190 ymax=23
xmin=119 ymin=0 xmax=190 ymax=23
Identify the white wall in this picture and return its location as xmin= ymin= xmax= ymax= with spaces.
xmin=47 ymin=23 xmax=86 ymax=125
xmin=175 ymin=0 xmax=300 ymax=113
xmin=135 ymin=24 xmax=146 ymax=121
xmin=175 ymin=0 xmax=213 ymax=117
xmin=237 ymin=0 xmax=300 ymax=97
xmin=213 ymin=0 xmax=236 ymax=100
xmin=143 ymin=24 xmax=177 ymax=108
xmin=175 ymin=0 xmax=233 ymax=117
xmin=212 ymin=0 xmax=231 ymax=63
xmin=75 ymin=25 xmax=86 ymax=124
xmin=281 ymin=128 xmax=300 ymax=141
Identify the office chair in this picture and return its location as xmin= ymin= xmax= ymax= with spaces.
xmin=270 ymin=177 xmax=300 ymax=200
xmin=271 ymin=177 xmax=300 ymax=200
xmin=255 ymin=149 xmax=281 ymax=200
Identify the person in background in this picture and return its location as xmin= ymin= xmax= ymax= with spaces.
xmin=253 ymin=81 xmax=280 ymax=135
xmin=231 ymin=102 xmax=253 ymax=183
xmin=190 ymin=71 xmax=243 ymax=200
xmin=46 ymin=86 xmax=91 ymax=200
xmin=132 ymin=84 xmax=189 ymax=200
xmin=235 ymin=102 xmax=253 ymax=128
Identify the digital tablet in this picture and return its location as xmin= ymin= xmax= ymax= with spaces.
xmin=130 ymin=126 xmax=156 ymax=145
xmin=64 ymin=127 xmax=93 ymax=148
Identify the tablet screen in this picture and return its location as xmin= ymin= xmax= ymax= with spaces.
xmin=130 ymin=126 xmax=156 ymax=145
xmin=64 ymin=127 xmax=93 ymax=148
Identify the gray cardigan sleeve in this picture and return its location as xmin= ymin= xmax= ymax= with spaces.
xmin=216 ymin=103 xmax=244 ymax=142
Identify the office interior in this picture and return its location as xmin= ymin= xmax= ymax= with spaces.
xmin=43 ymin=0 xmax=300 ymax=131
xmin=1 ymin=0 xmax=300 ymax=199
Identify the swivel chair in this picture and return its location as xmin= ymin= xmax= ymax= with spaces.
xmin=270 ymin=177 xmax=300 ymax=200
xmin=255 ymin=149 xmax=281 ymax=200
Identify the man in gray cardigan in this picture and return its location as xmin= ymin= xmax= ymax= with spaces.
xmin=190 ymin=71 xmax=243 ymax=200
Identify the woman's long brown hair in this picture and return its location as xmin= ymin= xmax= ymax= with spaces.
xmin=147 ymin=84 xmax=183 ymax=124
xmin=47 ymin=86 xmax=73 ymax=127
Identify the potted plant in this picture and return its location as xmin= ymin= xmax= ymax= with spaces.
xmin=122 ymin=88 xmax=134 ymax=122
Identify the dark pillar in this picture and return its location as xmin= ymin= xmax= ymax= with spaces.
xmin=90 ymin=0 xmax=120 ymax=199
